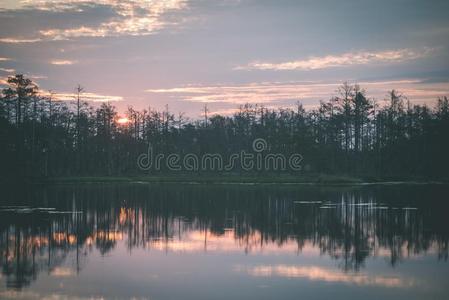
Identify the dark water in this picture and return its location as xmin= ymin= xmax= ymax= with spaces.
xmin=0 ymin=183 xmax=448 ymax=300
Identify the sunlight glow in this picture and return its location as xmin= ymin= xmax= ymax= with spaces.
xmin=117 ymin=117 xmax=130 ymax=125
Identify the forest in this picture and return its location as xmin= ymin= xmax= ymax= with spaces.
xmin=1 ymin=74 xmax=448 ymax=180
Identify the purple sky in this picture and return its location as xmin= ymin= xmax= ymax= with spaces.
xmin=1 ymin=0 xmax=449 ymax=118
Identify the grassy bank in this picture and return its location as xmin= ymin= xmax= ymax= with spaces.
xmin=38 ymin=174 xmax=361 ymax=185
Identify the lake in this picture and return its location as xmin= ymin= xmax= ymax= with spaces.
xmin=0 ymin=183 xmax=448 ymax=300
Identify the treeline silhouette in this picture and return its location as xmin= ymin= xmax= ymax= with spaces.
xmin=1 ymin=74 xmax=448 ymax=179
xmin=1 ymin=184 xmax=448 ymax=288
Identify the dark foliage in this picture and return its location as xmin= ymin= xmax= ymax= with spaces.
xmin=1 ymin=74 xmax=448 ymax=179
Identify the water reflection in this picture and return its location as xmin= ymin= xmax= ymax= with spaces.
xmin=234 ymin=265 xmax=415 ymax=288
xmin=0 ymin=183 xmax=448 ymax=291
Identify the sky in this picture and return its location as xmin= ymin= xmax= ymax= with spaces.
xmin=1 ymin=0 xmax=449 ymax=118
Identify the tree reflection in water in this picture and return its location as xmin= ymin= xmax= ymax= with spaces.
xmin=0 ymin=183 xmax=448 ymax=289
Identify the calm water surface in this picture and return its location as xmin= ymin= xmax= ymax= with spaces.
xmin=0 ymin=183 xmax=448 ymax=300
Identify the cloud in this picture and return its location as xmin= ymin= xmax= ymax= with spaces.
xmin=0 ymin=37 xmax=43 ymax=43
xmin=1 ymin=74 xmax=121 ymax=102
xmin=50 ymin=267 xmax=75 ymax=277
xmin=0 ymin=67 xmax=15 ymax=73
xmin=237 ymin=48 xmax=434 ymax=71
xmin=146 ymin=81 xmax=333 ymax=104
xmin=0 ymin=0 xmax=188 ymax=41
xmin=29 ymin=74 xmax=48 ymax=80
xmin=0 ymin=290 xmax=105 ymax=300
xmin=147 ymin=229 xmax=320 ymax=254
xmin=40 ymin=90 xmax=123 ymax=102
xmin=0 ymin=291 xmax=42 ymax=300
xmin=234 ymin=265 xmax=417 ymax=288
xmin=0 ymin=74 xmax=46 ymax=86
xmin=146 ymin=79 xmax=449 ymax=109
xmin=50 ymin=59 xmax=77 ymax=65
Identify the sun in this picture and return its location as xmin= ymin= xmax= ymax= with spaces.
xmin=117 ymin=117 xmax=130 ymax=125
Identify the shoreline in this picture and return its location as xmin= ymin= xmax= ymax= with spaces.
xmin=12 ymin=174 xmax=447 ymax=186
